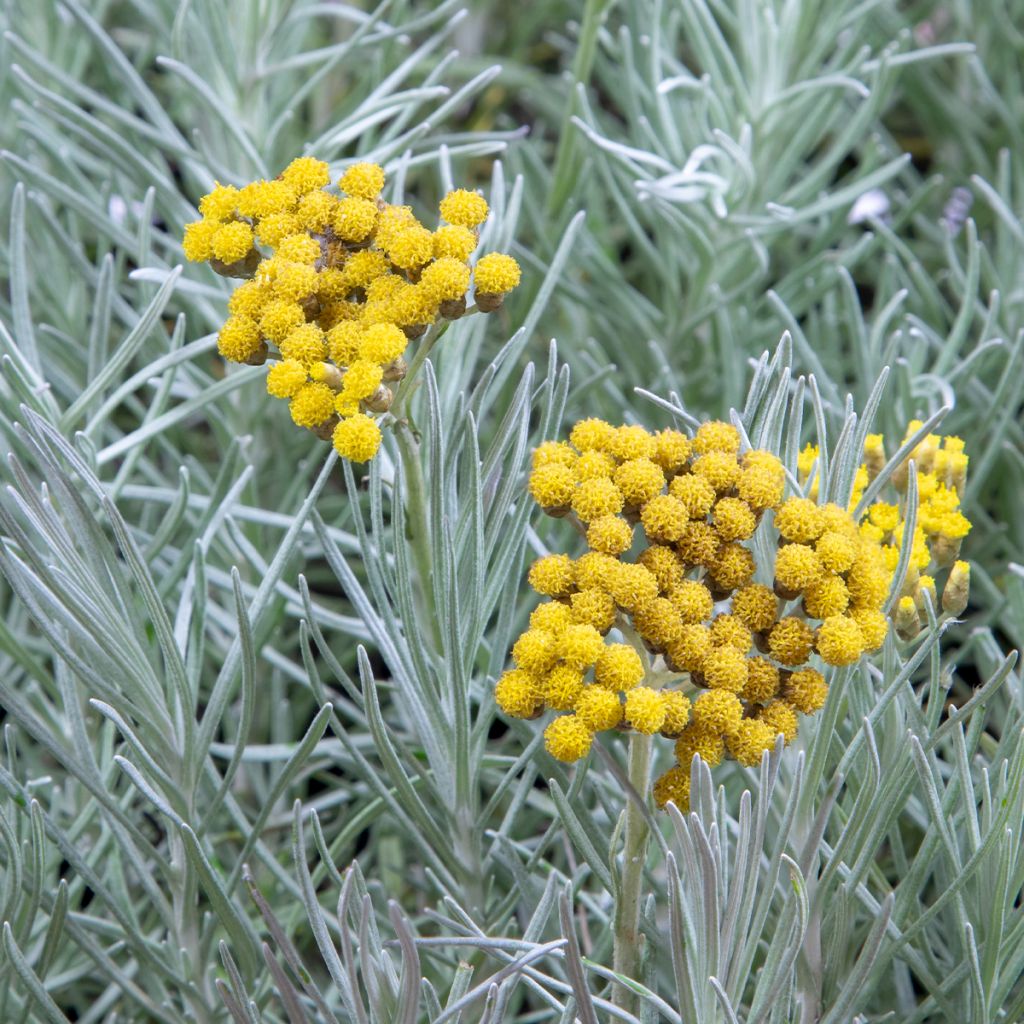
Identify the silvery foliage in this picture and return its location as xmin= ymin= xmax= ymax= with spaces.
xmin=0 ymin=0 xmax=1022 ymax=1021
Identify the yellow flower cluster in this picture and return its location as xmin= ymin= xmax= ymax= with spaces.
xmin=496 ymin=418 xmax=973 ymax=813
xmin=799 ymin=422 xmax=972 ymax=637
xmin=183 ymin=157 xmax=521 ymax=462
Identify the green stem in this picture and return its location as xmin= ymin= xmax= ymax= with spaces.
xmin=394 ymin=419 xmax=441 ymax=651
xmin=612 ymin=730 xmax=652 ymax=1013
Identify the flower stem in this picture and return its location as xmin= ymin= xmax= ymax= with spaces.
xmin=612 ymin=729 xmax=652 ymax=1013
xmin=393 ymin=419 xmax=441 ymax=650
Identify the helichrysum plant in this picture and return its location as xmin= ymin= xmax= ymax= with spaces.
xmin=184 ymin=156 xmax=520 ymax=461
xmin=2 ymin=1 xmax=1024 ymax=1022
xmin=498 ymin=415 xmax=974 ymax=813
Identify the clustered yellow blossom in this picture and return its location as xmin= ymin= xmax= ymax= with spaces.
xmin=799 ymin=423 xmax=972 ymax=637
xmin=183 ymin=157 xmax=521 ymax=463
xmin=496 ymin=419 xmax=973 ymax=812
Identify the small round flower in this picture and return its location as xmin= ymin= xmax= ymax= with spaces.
xmin=572 ymin=478 xmax=624 ymax=523
xmin=728 ymin=719 xmax=776 ymax=767
xmin=238 ymin=179 xmax=296 ymax=218
xmin=543 ymin=664 xmax=585 ymax=711
xmin=693 ymin=420 xmax=740 ymax=455
xmin=633 ymin=597 xmax=684 ymax=647
xmin=256 ymin=212 xmax=301 ymax=247
xmin=816 ymin=530 xmax=857 ymax=573
xmin=675 ymin=723 xmax=725 ymax=767
xmin=667 ymin=579 xmax=714 ymax=624
xmin=474 ymin=253 xmax=521 ymax=294
xmin=342 ymin=249 xmax=389 ymax=290
xmin=528 ymin=554 xmax=576 ymax=597
xmin=440 ymin=188 xmax=489 ymax=227
xmin=327 ymin=322 xmax=365 ymax=365
xmin=182 ymin=219 xmax=219 ymax=261
xmin=587 ymin=515 xmax=634 ymax=555
xmin=341 ymin=360 xmax=384 ymax=402
xmin=774 ymin=497 xmax=825 ymax=544
xmin=574 ymin=552 xmax=619 ymax=591
xmin=669 ymin=474 xmax=717 ymax=518
xmin=709 ymin=614 xmax=752 ymax=652
xmin=544 ymin=715 xmax=593 ymax=762
xmin=387 ymin=225 xmax=435 ymax=271
xmin=573 ymin=686 xmax=623 ymax=731
xmin=528 ymin=463 xmax=576 ymax=509
xmin=624 ymin=687 xmax=667 ymax=734
xmin=289 ymin=382 xmax=336 ymax=427
xmin=730 ymin=584 xmax=778 ymax=633
xmin=768 ymin=617 xmax=815 ymax=666
xmin=758 ymin=701 xmax=799 ymax=744
xmin=640 ymin=495 xmax=689 ymax=542
xmin=607 ymin=562 xmax=660 ymax=612
xmin=333 ymin=197 xmax=378 ymax=242
xmin=610 ymin=424 xmax=657 ymax=462
xmin=774 ymin=544 xmax=824 ymax=594
xmin=332 ymin=413 xmax=382 ymax=462
xmin=317 ymin=268 xmax=348 ymax=302
xmin=495 ymin=669 xmax=542 ymax=718
xmin=532 ymin=441 xmax=578 ymax=470
xmin=849 ymin=606 xmax=888 ymax=651
xmin=868 ymin=502 xmax=901 ymax=533
xmin=692 ymin=452 xmax=741 ymax=493
xmin=276 ymin=233 xmax=322 ymax=264
xmin=707 ymin=543 xmax=756 ymax=590
xmin=420 ymin=256 xmax=472 ymax=302
xmin=593 ymin=644 xmax=644 ymax=692
xmin=652 ymin=430 xmax=692 ymax=473
xmin=569 ymin=588 xmax=617 ymax=632
xmin=211 ymin=221 xmax=254 ymax=263
xmin=660 ymin=691 xmax=691 ymax=736
xmin=281 ymin=156 xmax=330 ymax=194
xmin=558 ymin=624 xmax=605 ymax=669
xmin=815 ymin=615 xmax=865 ymax=666
xmin=653 ymin=765 xmax=691 ymax=809
xmin=691 ymin=690 xmax=743 ymax=734
xmin=433 ymin=224 xmax=477 ymax=261
xmin=614 ymin=458 xmax=666 ymax=506
xmin=577 ymin=451 xmax=616 ymax=480
xmin=737 ymin=465 xmax=785 ymax=511
xmin=217 ymin=316 xmax=263 ymax=363
xmin=339 ymin=161 xmax=385 ymax=199
xmin=742 ymin=657 xmax=780 ymax=703
xmin=391 ymin=283 xmax=439 ymax=328
xmin=198 ymin=182 xmax=239 ymax=221
xmin=819 ymin=502 xmax=860 ymax=537
xmin=295 ymin=190 xmax=336 ymax=231
xmin=530 ymin=601 xmax=573 ymax=633
xmin=279 ymin=323 xmax=328 ymax=365
xmin=701 ymin=646 xmax=748 ymax=693
xmin=713 ymin=497 xmax=756 ymax=542
xmin=357 ymin=323 xmax=406 ymax=365
xmin=638 ymin=545 xmax=684 ymax=590
xmin=666 ymin=624 xmax=711 ymax=673
xmin=228 ymin=280 xmax=272 ymax=319
xmin=512 ymin=628 xmax=558 ymax=674
xmin=803 ymin=575 xmax=850 ymax=620
xmin=266 ymin=358 xmax=308 ymax=398
xmin=846 ymin=560 xmax=891 ymax=609
xmin=570 ymin=418 xmax=616 ymax=452
xmin=273 ymin=262 xmax=319 ymax=301
xmin=259 ymin=300 xmax=307 ymax=344
xmin=782 ymin=667 xmax=828 ymax=714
